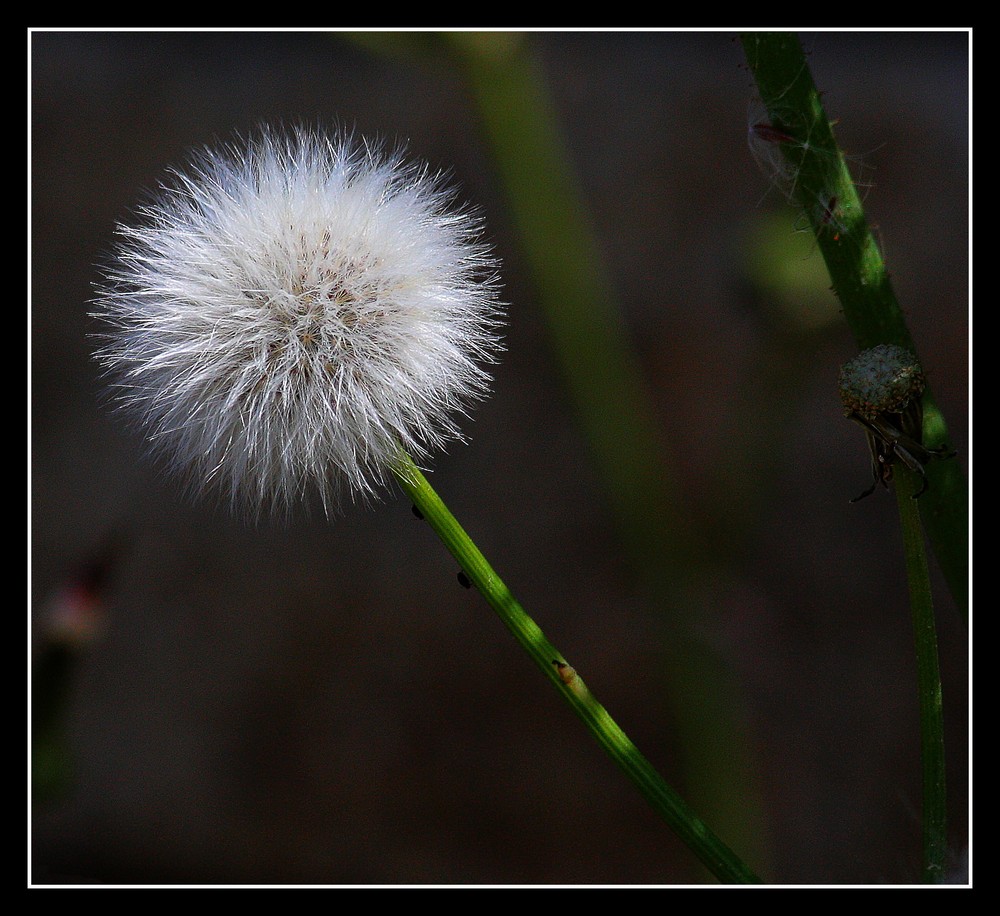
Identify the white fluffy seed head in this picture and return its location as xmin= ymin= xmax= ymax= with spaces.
xmin=92 ymin=127 xmax=504 ymax=518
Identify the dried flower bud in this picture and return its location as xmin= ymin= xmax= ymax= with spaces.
xmin=838 ymin=344 xmax=925 ymax=421
xmin=92 ymin=127 xmax=504 ymax=517
xmin=838 ymin=344 xmax=953 ymax=501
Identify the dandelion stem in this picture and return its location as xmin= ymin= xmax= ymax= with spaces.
xmin=894 ymin=467 xmax=948 ymax=882
xmin=392 ymin=449 xmax=762 ymax=884
xmin=446 ymin=31 xmax=767 ymax=870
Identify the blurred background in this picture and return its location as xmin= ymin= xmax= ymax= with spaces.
xmin=30 ymin=30 xmax=968 ymax=885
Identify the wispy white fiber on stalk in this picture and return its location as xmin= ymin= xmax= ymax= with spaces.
xmin=93 ymin=127 xmax=504 ymax=517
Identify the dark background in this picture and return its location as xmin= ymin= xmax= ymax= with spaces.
xmin=31 ymin=30 xmax=968 ymax=885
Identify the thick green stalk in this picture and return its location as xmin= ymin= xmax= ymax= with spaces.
xmin=894 ymin=467 xmax=947 ymax=882
xmin=741 ymin=32 xmax=967 ymax=620
xmin=743 ymin=32 xmax=954 ymax=882
xmin=392 ymin=450 xmax=762 ymax=884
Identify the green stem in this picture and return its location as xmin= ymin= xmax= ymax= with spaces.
xmin=740 ymin=31 xmax=967 ymax=621
xmin=392 ymin=450 xmax=762 ymax=885
xmin=743 ymin=30 xmax=955 ymax=884
xmin=445 ymin=32 xmax=767 ymax=870
xmin=894 ymin=467 xmax=947 ymax=882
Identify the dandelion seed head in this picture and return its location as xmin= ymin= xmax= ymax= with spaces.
xmin=93 ymin=127 xmax=505 ymax=517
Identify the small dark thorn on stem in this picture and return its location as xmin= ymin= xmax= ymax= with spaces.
xmin=457 ymin=570 xmax=471 ymax=589
xmin=411 ymin=504 xmax=424 ymax=520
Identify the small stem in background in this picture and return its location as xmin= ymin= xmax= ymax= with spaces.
xmin=392 ymin=449 xmax=762 ymax=885
xmin=894 ymin=468 xmax=947 ymax=882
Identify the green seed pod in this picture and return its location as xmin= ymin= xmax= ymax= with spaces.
xmin=838 ymin=344 xmax=925 ymax=421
